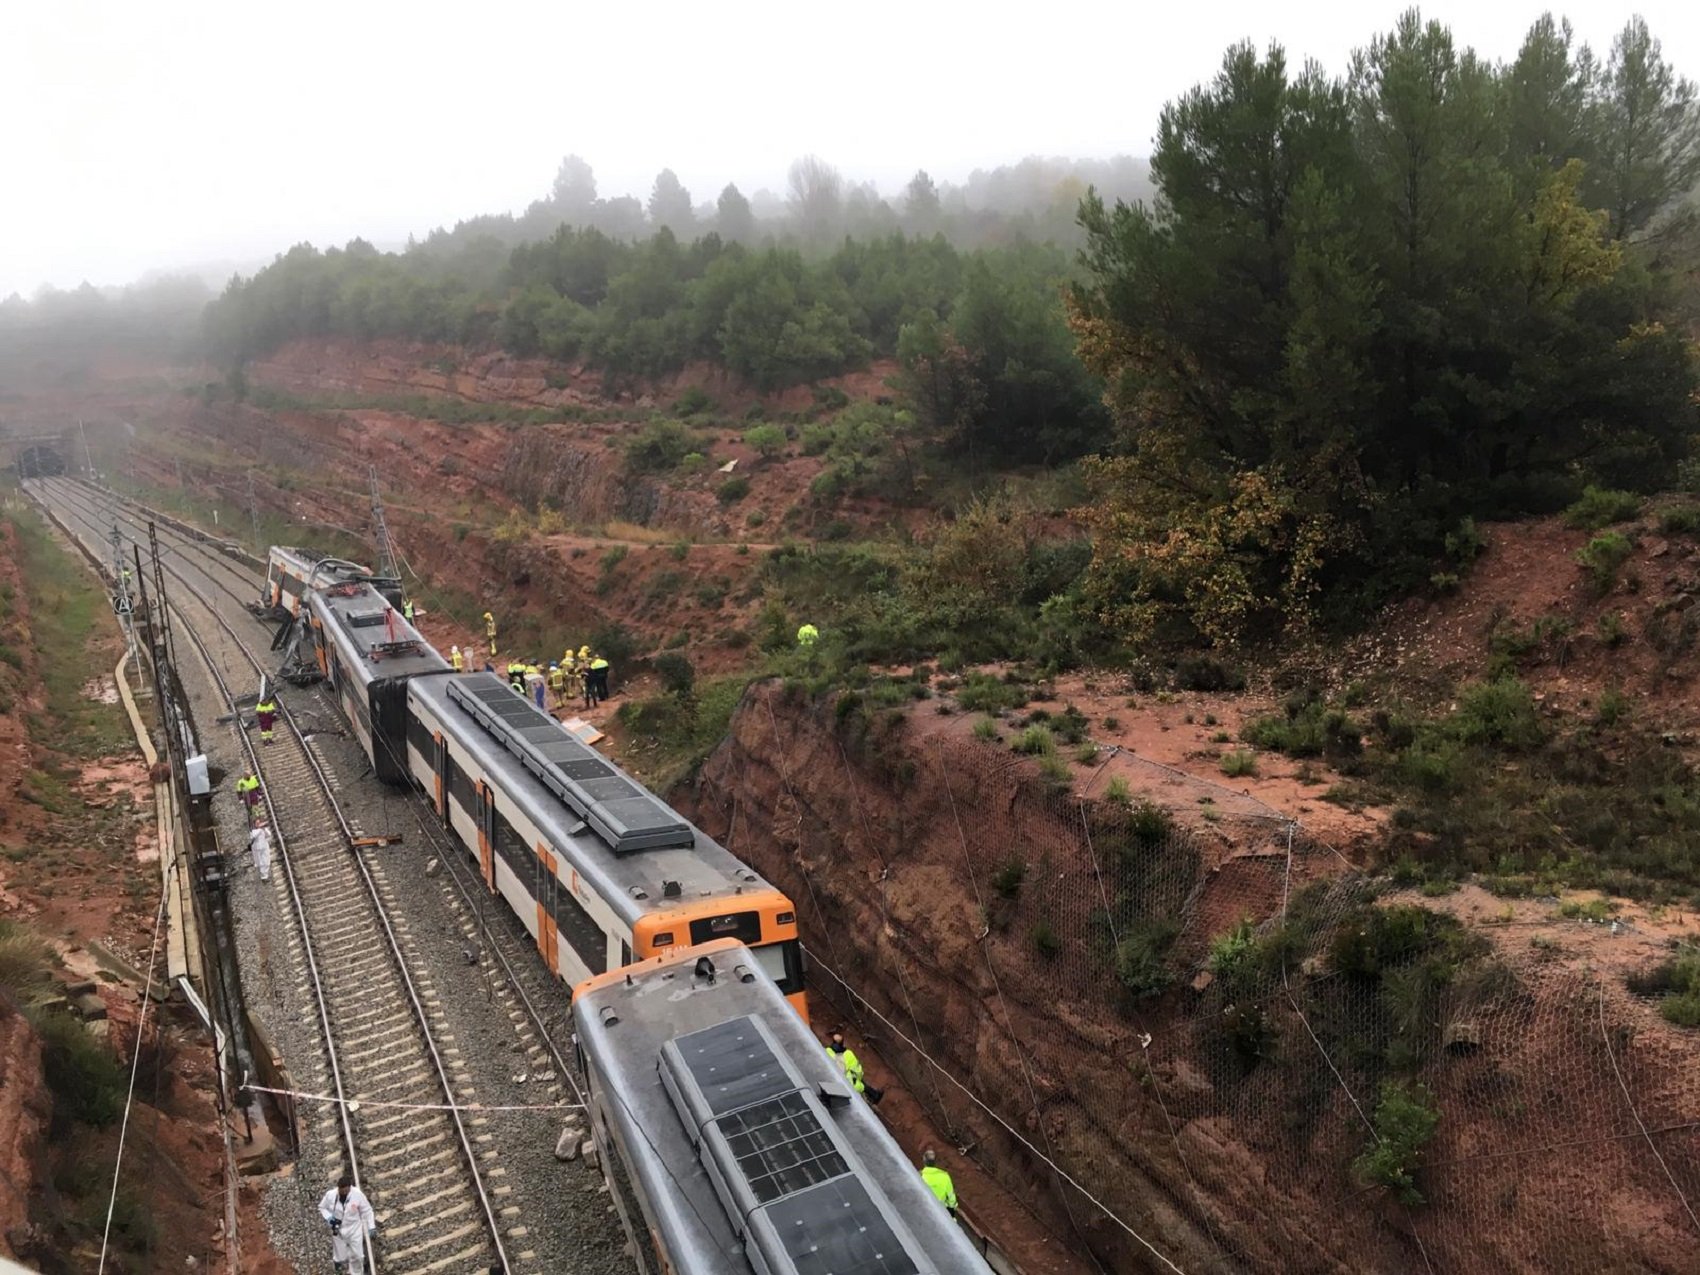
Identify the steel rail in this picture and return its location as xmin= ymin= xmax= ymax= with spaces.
xmin=28 ymin=480 xmax=513 ymax=1275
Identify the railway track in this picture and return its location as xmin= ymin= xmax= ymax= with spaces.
xmin=29 ymin=478 xmax=515 ymax=1274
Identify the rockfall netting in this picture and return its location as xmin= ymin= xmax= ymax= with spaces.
xmin=704 ymin=702 xmax=1700 ymax=1274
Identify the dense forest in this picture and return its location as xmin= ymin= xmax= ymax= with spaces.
xmin=1073 ymin=11 xmax=1700 ymax=641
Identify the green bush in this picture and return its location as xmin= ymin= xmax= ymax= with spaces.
xmin=1114 ymin=919 xmax=1179 ymax=999
xmin=1577 ymin=531 xmax=1635 ymax=594
xmin=1658 ymin=505 xmax=1700 ymax=535
xmin=1661 ymin=994 xmax=1700 ymax=1027
xmin=654 ymin=651 xmax=695 ymax=698
xmin=1105 ymin=775 xmax=1132 ymax=805
xmin=717 ymin=476 xmax=751 ymax=504
xmin=1595 ymin=687 xmax=1629 ymax=727
xmin=1443 ymin=516 xmax=1488 ymax=563
xmin=972 ymin=716 xmax=999 ymax=742
xmin=743 ymin=423 xmax=786 ymax=458
xmin=1207 ymin=920 xmax=1259 ymax=987
xmin=599 ymin=544 xmax=628 ymax=576
xmin=1038 ymin=754 xmax=1072 ymax=785
xmin=1330 ymin=903 xmax=1484 ymax=990
xmin=957 ymin=674 xmax=1028 ymax=714
xmin=1031 ymin=920 xmax=1062 ymax=959
xmin=1219 ymin=749 xmax=1258 ymax=778
xmin=1563 ymin=486 xmax=1642 ymax=531
xmin=1627 ymin=949 xmax=1700 ymax=1027
xmin=589 ymin=622 xmax=639 ymax=671
xmin=1353 ymin=1081 xmax=1441 ymax=1205
xmin=1012 ymin=724 xmax=1056 ymax=756
xmin=624 ymin=419 xmax=697 ymax=473
xmin=1128 ymin=799 xmax=1172 ymax=847
xmin=0 ymin=919 xmax=53 ymax=999
xmin=1049 ymin=704 xmax=1090 ymax=746
xmin=31 ymin=1011 xmax=126 ymax=1128
xmin=992 ymin=857 xmax=1026 ymax=898
xmin=673 ymin=387 xmax=715 ymax=416
xmin=1174 ymin=655 xmax=1246 ymax=691
xmin=1559 ymin=895 xmax=1617 ymax=922
xmin=1451 ymin=677 xmax=1543 ymax=750
xmin=1242 ymin=699 xmax=1362 ymax=759
xmin=1396 ymin=734 xmax=1467 ymax=792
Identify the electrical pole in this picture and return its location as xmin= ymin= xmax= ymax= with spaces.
xmin=368 ymin=465 xmax=399 ymax=581
xmin=111 ymin=523 xmax=138 ymax=676
xmin=147 ymin=524 xmax=186 ymax=759
xmin=78 ymin=419 xmax=93 ymax=480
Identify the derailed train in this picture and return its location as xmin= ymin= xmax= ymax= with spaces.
xmin=265 ymin=546 xmax=806 ymax=1014
xmin=575 ymin=941 xmax=989 ymax=1274
xmin=266 ymin=545 xmax=989 ymax=1274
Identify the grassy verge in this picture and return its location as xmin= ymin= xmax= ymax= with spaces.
xmin=7 ymin=495 xmax=132 ymax=757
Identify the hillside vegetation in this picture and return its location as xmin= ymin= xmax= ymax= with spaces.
xmin=1073 ymin=11 xmax=1700 ymax=645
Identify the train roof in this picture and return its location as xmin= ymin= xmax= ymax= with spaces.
xmin=574 ymin=942 xmax=988 ymax=1275
xmin=271 ymin=543 xmax=373 ymax=575
xmin=408 ymin=672 xmax=772 ymax=925
xmin=308 ymin=582 xmax=450 ymax=681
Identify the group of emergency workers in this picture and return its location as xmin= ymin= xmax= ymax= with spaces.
xmin=493 ymin=647 xmax=612 ymax=710
xmin=825 ymin=1029 xmax=959 ymax=1217
xmin=448 ymin=613 xmax=614 ymax=713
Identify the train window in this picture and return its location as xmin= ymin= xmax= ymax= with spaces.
xmin=446 ymin=754 xmax=475 ymax=815
xmin=688 ymin=911 xmax=762 ymax=946
xmin=406 ymin=711 xmax=431 ymax=763
xmin=751 ymin=939 xmax=805 ymax=995
xmin=554 ymin=883 xmax=607 ymax=976
xmin=493 ymin=809 xmax=529 ymax=880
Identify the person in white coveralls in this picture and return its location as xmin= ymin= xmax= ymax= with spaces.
xmin=318 ymin=1172 xmax=375 ymax=1273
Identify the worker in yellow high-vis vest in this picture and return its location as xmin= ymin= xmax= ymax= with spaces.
xmin=920 ymin=1149 xmax=957 ymax=1217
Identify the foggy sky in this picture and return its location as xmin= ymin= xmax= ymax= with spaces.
xmin=3 ymin=0 xmax=1696 ymax=298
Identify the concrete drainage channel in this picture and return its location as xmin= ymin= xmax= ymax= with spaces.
xmin=30 ymin=478 xmax=631 ymax=1274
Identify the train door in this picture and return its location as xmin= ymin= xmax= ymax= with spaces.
xmin=475 ymin=782 xmax=496 ymax=891
xmin=432 ymin=732 xmax=447 ymax=824
xmin=534 ymin=845 xmax=560 ymax=977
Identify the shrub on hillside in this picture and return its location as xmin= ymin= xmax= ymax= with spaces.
xmin=743 ymin=424 xmax=786 ymax=459
xmin=1563 ymin=486 xmax=1642 ymax=531
xmin=1451 ymin=677 xmax=1544 ymax=750
xmin=32 ymin=1010 xmax=126 ymax=1128
xmin=1624 ymin=948 xmax=1700 ymax=1028
xmin=1658 ymin=505 xmax=1700 ymax=535
xmin=1174 ymin=654 xmax=1246 ymax=691
xmin=717 ymin=477 xmax=750 ymax=504
xmin=673 ymin=387 xmax=715 ymax=416
xmin=654 ymin=651 xmax=695 ymax=698
xmin=1243 ymin=698 xmax=1363 ymax=760
xmin=1354 ymin=1081 xmax=1441 ymax=1205
xmin=1219 ymin=749 xmax=1258 ymax=778
xmin=1577 ymin=531 xmax=1635 ymax=594
xmin=1114 ymin=919 xmax=1179 ymax=1000
xmin=625 ymin=419 xmax=696 ymax=473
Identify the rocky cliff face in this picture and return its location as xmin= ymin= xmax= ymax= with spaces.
xmin=0 ymin=1001 xmax=49 ymax=1260
xmin=679 ymin=683 xmax=1700 ymax=1274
